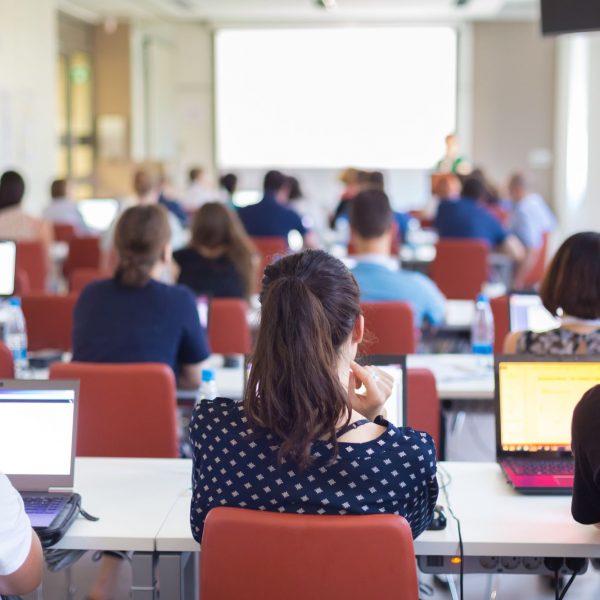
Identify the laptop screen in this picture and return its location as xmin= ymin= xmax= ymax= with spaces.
xmin=78 ymin=198 xmax=120 ymax=232
xmin=509 ymin=294 xmax=560 ymax=332
xmin=0 ymin=240 xmax=16 ymax=296
xmin=0 ymin=382 xmax=78 ymax=490
xmin=497 ymin=359 xmax=600 ymax=454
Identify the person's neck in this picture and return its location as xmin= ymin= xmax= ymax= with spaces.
xmin=351 ymin=234 xmax=392 ymax=257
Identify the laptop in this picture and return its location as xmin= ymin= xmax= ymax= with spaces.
xmin=495 ymin=356 xmax=600 ymax=495
xmin=77 ymin=198 xmax=120 ymax=232
xmin=0 ymin=240 xmax=16 ymax=297
xmin=508 ymin=292 xmax=560 ymax=333
xmin=0 ymin=380 xmax=79 ymax=528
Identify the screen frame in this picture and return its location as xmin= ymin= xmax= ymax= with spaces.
xmin=494 ymin=355 xmax=599 ymax=460
xmin=2 ymin=380 xmax=80 ymax=491
xmin=0 ymin=240 xmax=16 ymax=297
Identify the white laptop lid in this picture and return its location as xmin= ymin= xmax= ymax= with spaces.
xmin=361 ymin=355 xmax=406 ymax=428
xmin=78 ymin=198 xmax=120 ymax=232
xmin=509 ymin=293 xmax=560 ymax=333
xmin=0 ymin=380 xmax=79 ymax=491
xmin=0 ymin=240 xmax=16 ymax=297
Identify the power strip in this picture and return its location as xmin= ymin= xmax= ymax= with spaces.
xmin=418 ymin=555 xmax=589 ymax=576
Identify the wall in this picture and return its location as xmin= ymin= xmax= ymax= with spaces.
xmin=472 ymin=21 xmax=556 ymax=203
xmin=0 ymin=0 xmax=57 ymax=214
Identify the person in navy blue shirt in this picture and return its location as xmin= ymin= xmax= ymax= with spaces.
xmin=435 ymin=177 xmax=524 ymax=261
xmin=73 ymin=204 xmax=210 ymax=390
xmin=237 ymin=170 xmax=318 ymax=248
xmin=190 ymin=250 xmax=438 ymax=542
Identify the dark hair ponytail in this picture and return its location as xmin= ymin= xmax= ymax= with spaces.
xmin=114 ymin=205 xmax=171 ymax=288
xmin=244 ymin=250 xmax=361 ymax=469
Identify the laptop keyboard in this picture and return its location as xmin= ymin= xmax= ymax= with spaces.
xmin=22 ymin=494 xmax=68 ymax=515
xmin=505 ymin=459 xmax=574 ymax=476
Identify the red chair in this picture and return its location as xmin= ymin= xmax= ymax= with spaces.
xmin=0 ymin=342 xmax=14 ymax=378
xmin=63 ymin=237 xmax=102 ymax=278
xmin=208 ymin=298 xmax=252 ymax=355
xmin=521 ymin=232 xmax=550 ymax=289
xmin=430 ymin=239 xmax=489 ymax=300
xmin=407 ymin=368 xmax=440 ymax=457
xmin=21 ymin=293 xmax=78 ymax=352
xmin=360 ymin=302 xmax=416 ymax=355
xmin=252 ymin=236 xmax=289 ymax=292
xmin=53 ymin=223 xmax=77 ymax=243
xmin=490 ymin=295 xmax=510 ymax=354
xmin=16 ymin=241 xmax=48 ymax=293
xmin=50 ymin=362 xmax=178 ymax=458
xmin=70 ymin=268 xmax=111 ymax=294
xmin=14 ymin=270 xmax=31 ymax=295
xmin=200 ymin=508 xmax=419 ymax=600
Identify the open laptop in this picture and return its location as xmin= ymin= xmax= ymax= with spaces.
xmin=0 ymin=240 xmax=16 ymax=297
xmin=78 ymin=198 xmax=120 ymax=232
xmin=0 ymin=381 xmax=79 ymax=528
xmin=508 ymin=292 xmax=560 ymax=333
xmin=495 ymin=356 xmax=600 ymax=495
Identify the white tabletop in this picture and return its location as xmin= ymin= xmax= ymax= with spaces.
xmin=54 ymin=457 xmax=191 ymax=552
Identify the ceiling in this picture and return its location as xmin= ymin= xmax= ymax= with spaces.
xmin=58 ymin=0 xmax=539 ymax=24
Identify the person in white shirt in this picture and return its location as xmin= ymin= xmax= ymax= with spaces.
xmin=183 ymin=167 xmax=214 ymax=211
xmin=43 ymin=179 xmax=88 ymax=234
xmin=0 ymin=474 xmax=43 ymax=596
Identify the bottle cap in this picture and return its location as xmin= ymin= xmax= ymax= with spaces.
xmin=476 ymin=293 xmax=489 ymax=303
xmin=8 ymin=297 xmax=21 ymax=307
xmin=201 ymin=369 xmax=215 ymax=382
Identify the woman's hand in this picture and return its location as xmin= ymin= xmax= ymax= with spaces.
xmin=348 ymin=361 xmax=395 ymax=421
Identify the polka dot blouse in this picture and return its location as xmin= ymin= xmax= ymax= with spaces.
xmin=190 ymin=398 xmax=438 ymax=542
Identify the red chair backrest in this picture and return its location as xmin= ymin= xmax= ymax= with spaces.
xmin=360 ymin=302 xmax=416 ymax=355
xmin=521 ymin=231 xmax=550 ymax=289
xmin=64 ymin=237 xmax=102 ymax=277
xmin=200 ymin=508 xmax=419 ymax=600
xmin=53 ymin=223 xmax=77 ymax=243
xmin=21 ymin=293 xmax=78 ymax=352
xmin=252 ymin=236 xmax=289 ymax=293
xmin=0 ymin=342 xmax=14 ymax=378
xmin=70 ymin=268 xmax=111 ymax=294
xmin=407 ymin=368 xmax=440 ymax=457
xmin=16 ymin=241 xmax=48 ymax=293
xmin=50 ymin=362 xmax=178 ymax=458
xmin=490 ymin=295 xmax=510 ymax=354
xmin=14 ymin=270 xmax=31 ymax=295
xmin=348 ymin=221 xmax=401 ymax=256
xmin=430 ymin=239 xmax=489 ymax=300
xmin=208 ymin=298 xmax=252 ymax=356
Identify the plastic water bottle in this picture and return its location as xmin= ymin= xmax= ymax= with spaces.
xmin=471 ymin=294 xmax=494 ymax=355
xmin=198 ymin=369 xmax=218 ymax=402
xmin=5 ymin=297 xmax=28 ymax=376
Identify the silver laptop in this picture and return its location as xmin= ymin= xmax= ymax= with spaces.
xmin=0 ymin=240 xmax=16 ymax=297
xmin=508 ymin=293 xmax=560 ymax=332
xmin=0 ymin=380 xmax=79 ymax=528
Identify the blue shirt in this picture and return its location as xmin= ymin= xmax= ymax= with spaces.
xmin=159 ymin=193 xmax=189 ymax=227
xmin=435 ymin=198 xmax=507 ymax=247
xmin=190 ymin=398 xmax=438 ymax=541
xmin=351 ymin=258 xmax=446 ymax=327
xmin=73 ymin=278 xmax=210 ymax=373
xmin=238 ymin=194 xmax=308 ymax=238
xmin=511 ymin=193 xmax=556 ymax=249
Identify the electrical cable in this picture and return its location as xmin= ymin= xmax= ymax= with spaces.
xmin=558 ymin=572 xmax=578 ymax=600
xmin=438 ymin=466 xmax=463 ymax=600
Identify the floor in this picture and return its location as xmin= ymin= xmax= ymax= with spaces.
xmin=28 ymin=409 xmax=600 ymax=600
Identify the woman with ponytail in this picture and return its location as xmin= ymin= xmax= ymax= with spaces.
xmin=190 ymin=249 xmax=438 ymax=541
xmin=72 ymin=204 xmax=210 ymax=390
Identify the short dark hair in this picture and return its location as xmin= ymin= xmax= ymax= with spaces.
xmin=51 ymin=179 xmax=68 ymax=200
xmin=0 ymin=171 xmax=25 ymax=210
xmin=263 ymin=170 xmax=287 ymax=194
xmin=540 ymin=232 xmax=600 ymax=320
xmin=219 ymin=173 xmax=237 ymax=195
xmin=368 ymin=171 xmax=385 ymax=192
xmin=461 ymin=177 xmax=487 ymax=201
xmin=286 ymin=176 xmax=302 ymax=201
xmin=350 ymin=190 xmax=393 ymax=239
xmin=189 ymin=167 xmax=203 ymax=183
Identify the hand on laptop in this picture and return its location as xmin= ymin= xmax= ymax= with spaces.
xmin=348 ymin=361 xmax=394 ymax=421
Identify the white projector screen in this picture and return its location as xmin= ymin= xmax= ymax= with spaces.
xmin=215 ymin=27 xmax=457 ymax=169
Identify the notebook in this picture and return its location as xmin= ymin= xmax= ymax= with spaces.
xmin=508 ymin=293 xmax=560 ymax=333
xmin=0 ymin=240 xmax=16 ymax=297
xmin=495 ymin=356 xmax=600 ymax=494
xmin=0 ymin=381 xmax=79 ymax=528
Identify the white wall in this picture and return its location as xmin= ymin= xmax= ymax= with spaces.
xmin=0 ymin=0 xmax=57 ymax=214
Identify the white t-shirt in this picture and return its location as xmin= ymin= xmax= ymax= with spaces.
xmin=0 ymin=474 xmax=32 ymax=576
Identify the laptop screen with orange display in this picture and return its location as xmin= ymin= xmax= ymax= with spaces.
xmin=496 ymin=358 xmax=600 ymax=454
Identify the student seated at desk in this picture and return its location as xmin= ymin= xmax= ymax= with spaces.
xmin=173 ymin=202 xmax=257 ymax=300
xmin=0 ymin=474 xmax=43 ymax=596
xmin=349 ymin=189 xmax=446 ymax=328
xmin=190 ymin=250 xmax=438 ymax=542
xmin=73 ymin=204 xmax=210 ymax=390
xmin=504 ymin=232 xmax=600 ymax=355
